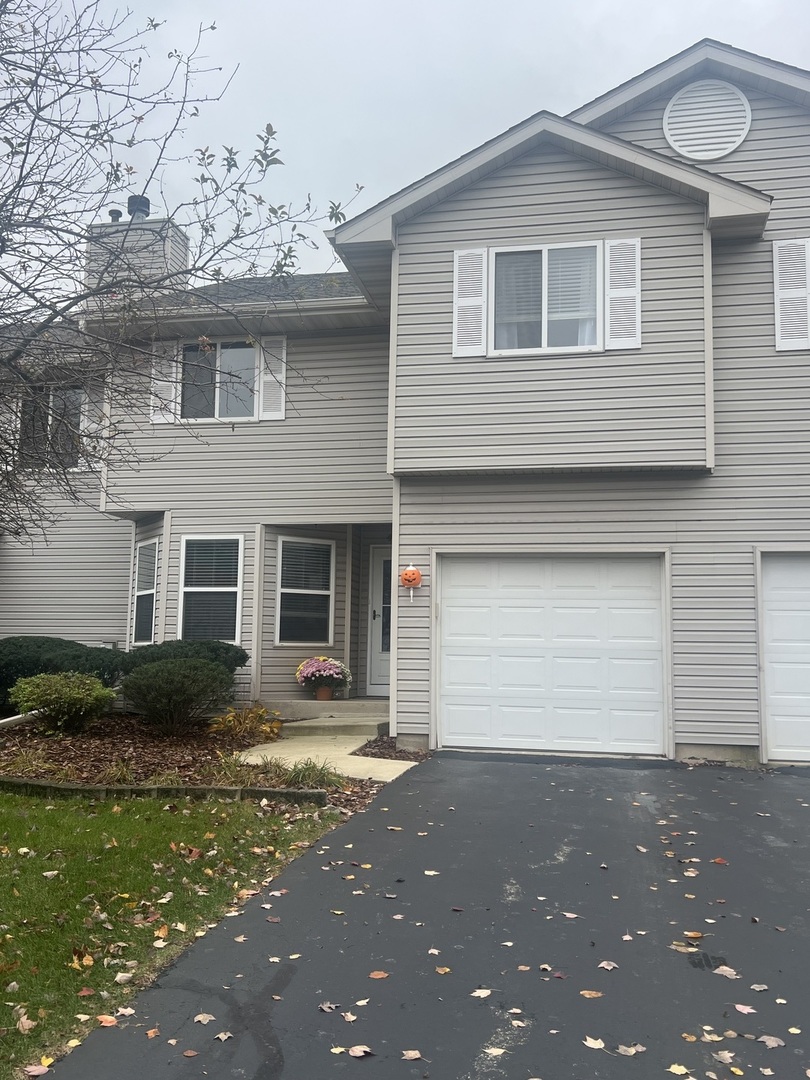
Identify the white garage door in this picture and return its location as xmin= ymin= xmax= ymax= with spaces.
xmin=439 ymin=555 xmax=666 ymax=754
xmin=762 ymin=553 xmax=810 ymax=762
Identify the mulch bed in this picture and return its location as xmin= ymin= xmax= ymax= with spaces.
xmin=0 ymin=714 xmax=383 ymax=815
xmin=352 ymin=734 xmax=430 ymax=762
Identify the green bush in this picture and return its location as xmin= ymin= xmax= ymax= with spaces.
xmin=121 ymin=658 xmax=234 ymax=736
xmin=0 ymin=636 xmax=125 ymax=707
xmin=120 ymin=640 xmax=249 ymax=676
xmin=9 ymin=672 xmax=116 ymax=733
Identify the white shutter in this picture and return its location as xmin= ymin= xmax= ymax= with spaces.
xmin=259 ymin=336 xmax=286 ymax=420
xmin=453 ymin=249 xmax=488 ymax=357
xmin=605 ymin=238 xmax=642 ymax=350
xmin=150 ymin=344 xmax=179 ymax=423
xmin=774 ymin=239 xmax=810 ymax=351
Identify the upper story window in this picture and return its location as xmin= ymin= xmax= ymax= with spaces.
xmin=151 ymin=336 xmax=286 ymax=424
xmin=453 ymin=238 xmax=641 ymax=358
xmin=17 ymin=385 xmax=90 ymax=470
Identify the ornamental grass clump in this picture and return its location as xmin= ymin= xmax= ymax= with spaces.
xmin=295 ymin=656 xmax=352 ymax=693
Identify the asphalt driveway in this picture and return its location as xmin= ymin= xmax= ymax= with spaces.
xmin=53 ymin=754 xmax=810 ymax=1079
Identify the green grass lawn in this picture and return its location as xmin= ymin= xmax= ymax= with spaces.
xmin=0 ymin=792 xmax=338 ymax=1079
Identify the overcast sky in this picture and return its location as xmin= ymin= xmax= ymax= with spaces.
xmin=121 ymin=0 xmax=810 ymax=273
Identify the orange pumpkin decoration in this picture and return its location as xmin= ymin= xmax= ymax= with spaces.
xmin=400 ymin=565 xmax=422 ymax=588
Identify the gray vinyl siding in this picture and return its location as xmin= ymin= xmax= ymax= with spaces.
xmin=602 ymin=86 xmax=810 ymax=239
xmin=394 ymin=468 xmax=809 ymax=746
xmin=393 ymin=146 xmax=709 ymax=473
xmin=107 ymin=332 xmax=392 ymax=523
xmin=0 ymin=491 xmax=132 ymax=647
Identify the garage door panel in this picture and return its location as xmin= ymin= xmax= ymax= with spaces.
xmin=444 ymin=604 xmax=492 ymax=641
xmin=552 ymin=656 xmax=604 ymax=692
xmin=608 ymin=607 xmax=662 ymax=644
xmin=609 ymin=658 xmax=661 ymax=694
xmin=442 ymin=653 xmax=492 ymax=690
xmin=440 ymin=555 xmax=666 ymax=755
xmin=496 ymin=606 xmax=548 ymax=642
xmin=551 ymin=607 xmax=602 ymax=642
xmin=762 ymin=554 xmax=810 ymax=762
xmin=495 ymin=655 xmax=547 ymax=691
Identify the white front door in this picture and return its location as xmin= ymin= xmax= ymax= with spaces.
xmin=762 ymin=553 xmax=810 ymax=762
xmin=439 ymin=554 xmax=666 ymax=754
xmin=367 ymin=546 xmax=392 ymax=696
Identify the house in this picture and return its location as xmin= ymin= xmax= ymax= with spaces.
xmin=2 ymin=39 xmax=810 ymax=763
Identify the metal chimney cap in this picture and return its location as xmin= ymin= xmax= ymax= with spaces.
xmin=127 ymin=195 xmax=150 ymax=221
xmin=108 ymin=208 xmax=122 ymax=222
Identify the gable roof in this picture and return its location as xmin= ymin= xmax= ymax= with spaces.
xmin=569 ymin=39 xmax=810 ymax=128
xmin=330 ymin=109 xmax=771 ymax=307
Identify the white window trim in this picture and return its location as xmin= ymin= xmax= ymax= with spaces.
xmin=155 ymin=336 xmax=287 ymax=425
xmin=178 ymin=534 xmax=244 ymax=645
xmin=487 ymin=239 xmax=604 ymax=358
xmin=132 ymin=539 xmax=158 ymax=645
xmin=275 ymin=535 xmax=336 ymax=647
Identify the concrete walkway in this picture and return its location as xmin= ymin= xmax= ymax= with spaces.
xmin=241 ymin=733 xmax=418 ymax=782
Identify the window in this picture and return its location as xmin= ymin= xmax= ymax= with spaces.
xmin=133 ymin=540 xmax=158 ymax=644
xmin=151 ymin=337 xmax=286 ymax=423
xmin=453 ymin=238 xmax=641 ymax=357
xmin=179 ymin=537 xmax=242 ymax=643
xmin=773 ymin=239 xmax=810 ymax=351
xmin=277 ymin=537 xmax=335 ymax=644
xmin=17 ymin=386 xmax=87 ymax=469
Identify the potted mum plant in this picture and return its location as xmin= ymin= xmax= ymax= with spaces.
xmin=295 ymin=656 xmax=352 ymax=700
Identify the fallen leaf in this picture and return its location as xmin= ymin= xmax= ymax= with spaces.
xmin=512 ymin=1019 xmax=527 ymax=1027
xmin=622 ymin=933 xmax=633 ymax=941
xmin=583 ymin=1036 xmax=605 ymax=1049
xmin=387 ymin=827 xmax=403 ymax=832
xmin=636 ymin=845 xmax=648 ymax=853
xmin=167 ymin=1040 xmax=177 ymax=1046
xmin=562 ymin=912 xmax=581 ymax=919
xmin=368 ymin=970 xmax=389 ymax=980
xmin=113 ymin=973 xmax=132 ymax=985
xmin=146 ymin=1027 xmax=160 ymax=1039
xmin=96 ymin=1015 xmax=118 ymax=1027
xmin=77 ymin=988 xmax=95 ymax=998
xmin=75 ymin=1014 xmax=91 ymax=1022
xmin=330 ymin=910 xmax=344 ymax=916
xmin=734 ymin=1004 xmax=757 ymax=1014
xmin=713 ymin=965 xmax=741 ymax=979
xmin=682 ymin=1033 xmax=698 ymax=1042
xmin=342 ymin=1012 xmax=357 ymax=1023
xmin=667 ymin=1065 xmax=690 ymax=1075
xmin=194 ymin=1013 xmax=216 ymax=1024
xmin=347 ymin=1045 xmax=374 ymax=1057
xmin=234 ymin=935 xmax=247 ymax=943
xmin=750 ymin=984 xmax=768 ymax=991
xmin=760 ymin=1070 xmax=774 ymax=1076
xmin=598 ymin=961 xmax=618 ymax=971
xmin=789 ymin=1027 xmax=802 ymax=1034
xmin=435 ymin=966 xmax=451 ymax=975
xmin=483 ymin=1048 xmax=508 ymax=1057
xmin=713 ymin=1051 xmax=736 ymax=1064
xmin=760 ymin=1032 xmax=786 ymax=1049
xmin=402 ymin=1050 xmax=422 ymax=1060
xmin=616 ymin=1044 xmax=646 ymax=1056
xmin=500 ymin=941 xmax=514 ymax=947
xmin=470 ymin=989 xmax=492 ymax=998
xmin=355 ymin=999 xmax=369 ymax=1007
xmin=23 ymin=1068 xmax=49 ymax=1078
xmin=580 ymin=990 xmax=603 ymax=999
xmin=517 ymin=965 xmax=531 ymax=971
xmin=424 ymin=870 xmax=440 ymax=876
xmin=331 ymin=1047 xmax=346 ymax=1055
xmin=182 ymin=1050 xmax=198 ymax=1058
xmin=214 ymin=1032 xmax=233 ymax=1042
xmin=683 ymin=931 xmax=704 ymax=940
xmin=115 ymin=1007 xmax=135 ymax=1017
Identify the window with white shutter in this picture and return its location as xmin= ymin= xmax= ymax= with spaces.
xmin=179 ymin=536 xmax=243 ymax=643
xmin=454 ymin=238 xmax=639 ymax=358
xmin=150 ymin=338 xmax=287 ymax=422
xmin=774 ymin=239 xmax=810 ymax=351
xmin=276 ymin=537 xmax=335 ymax=644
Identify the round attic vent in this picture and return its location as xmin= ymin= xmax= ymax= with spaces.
xmin=663 ymin=80 xmax=751 ymax=161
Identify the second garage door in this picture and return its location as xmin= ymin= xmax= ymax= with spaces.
xmin=439 ymin=555 xmax=666 ymax=754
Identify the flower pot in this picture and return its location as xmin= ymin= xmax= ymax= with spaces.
xmin=314 ymin=686 xmax=334 ymax=701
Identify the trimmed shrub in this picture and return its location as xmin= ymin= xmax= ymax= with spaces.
xmin=120 ymin=640 xmax=249 ymax=676
xmin=0 ymin=636 xmax=125 ymax=707
xmin=9 ymin=672 xmax=116 ymax=733
xmin=121 ymin=658 xmax=234 ymax=736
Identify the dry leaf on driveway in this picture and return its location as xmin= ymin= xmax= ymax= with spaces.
xmin=368 ymin=970 xmax=389 ymax=979
xmin=734 ymin=1004 xmax=756 ymax=1014
xmin=598 ymin=960 xmax=618 ymax=971
xmin=713 ymin=965 xmax=741 ymax=979
xmin=583 ymin=1036 xmax=605 ymax=1049
xmin=470 ymin=989 xmax=492 ymax=998
xmin=194 ymin=1013 xmax=216 ymax=1024
xmin=402 ymin=1050 xmax=423 ymax=1060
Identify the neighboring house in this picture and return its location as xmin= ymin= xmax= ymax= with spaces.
xmin=2 ymin=39 xmax=810 ymax=763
